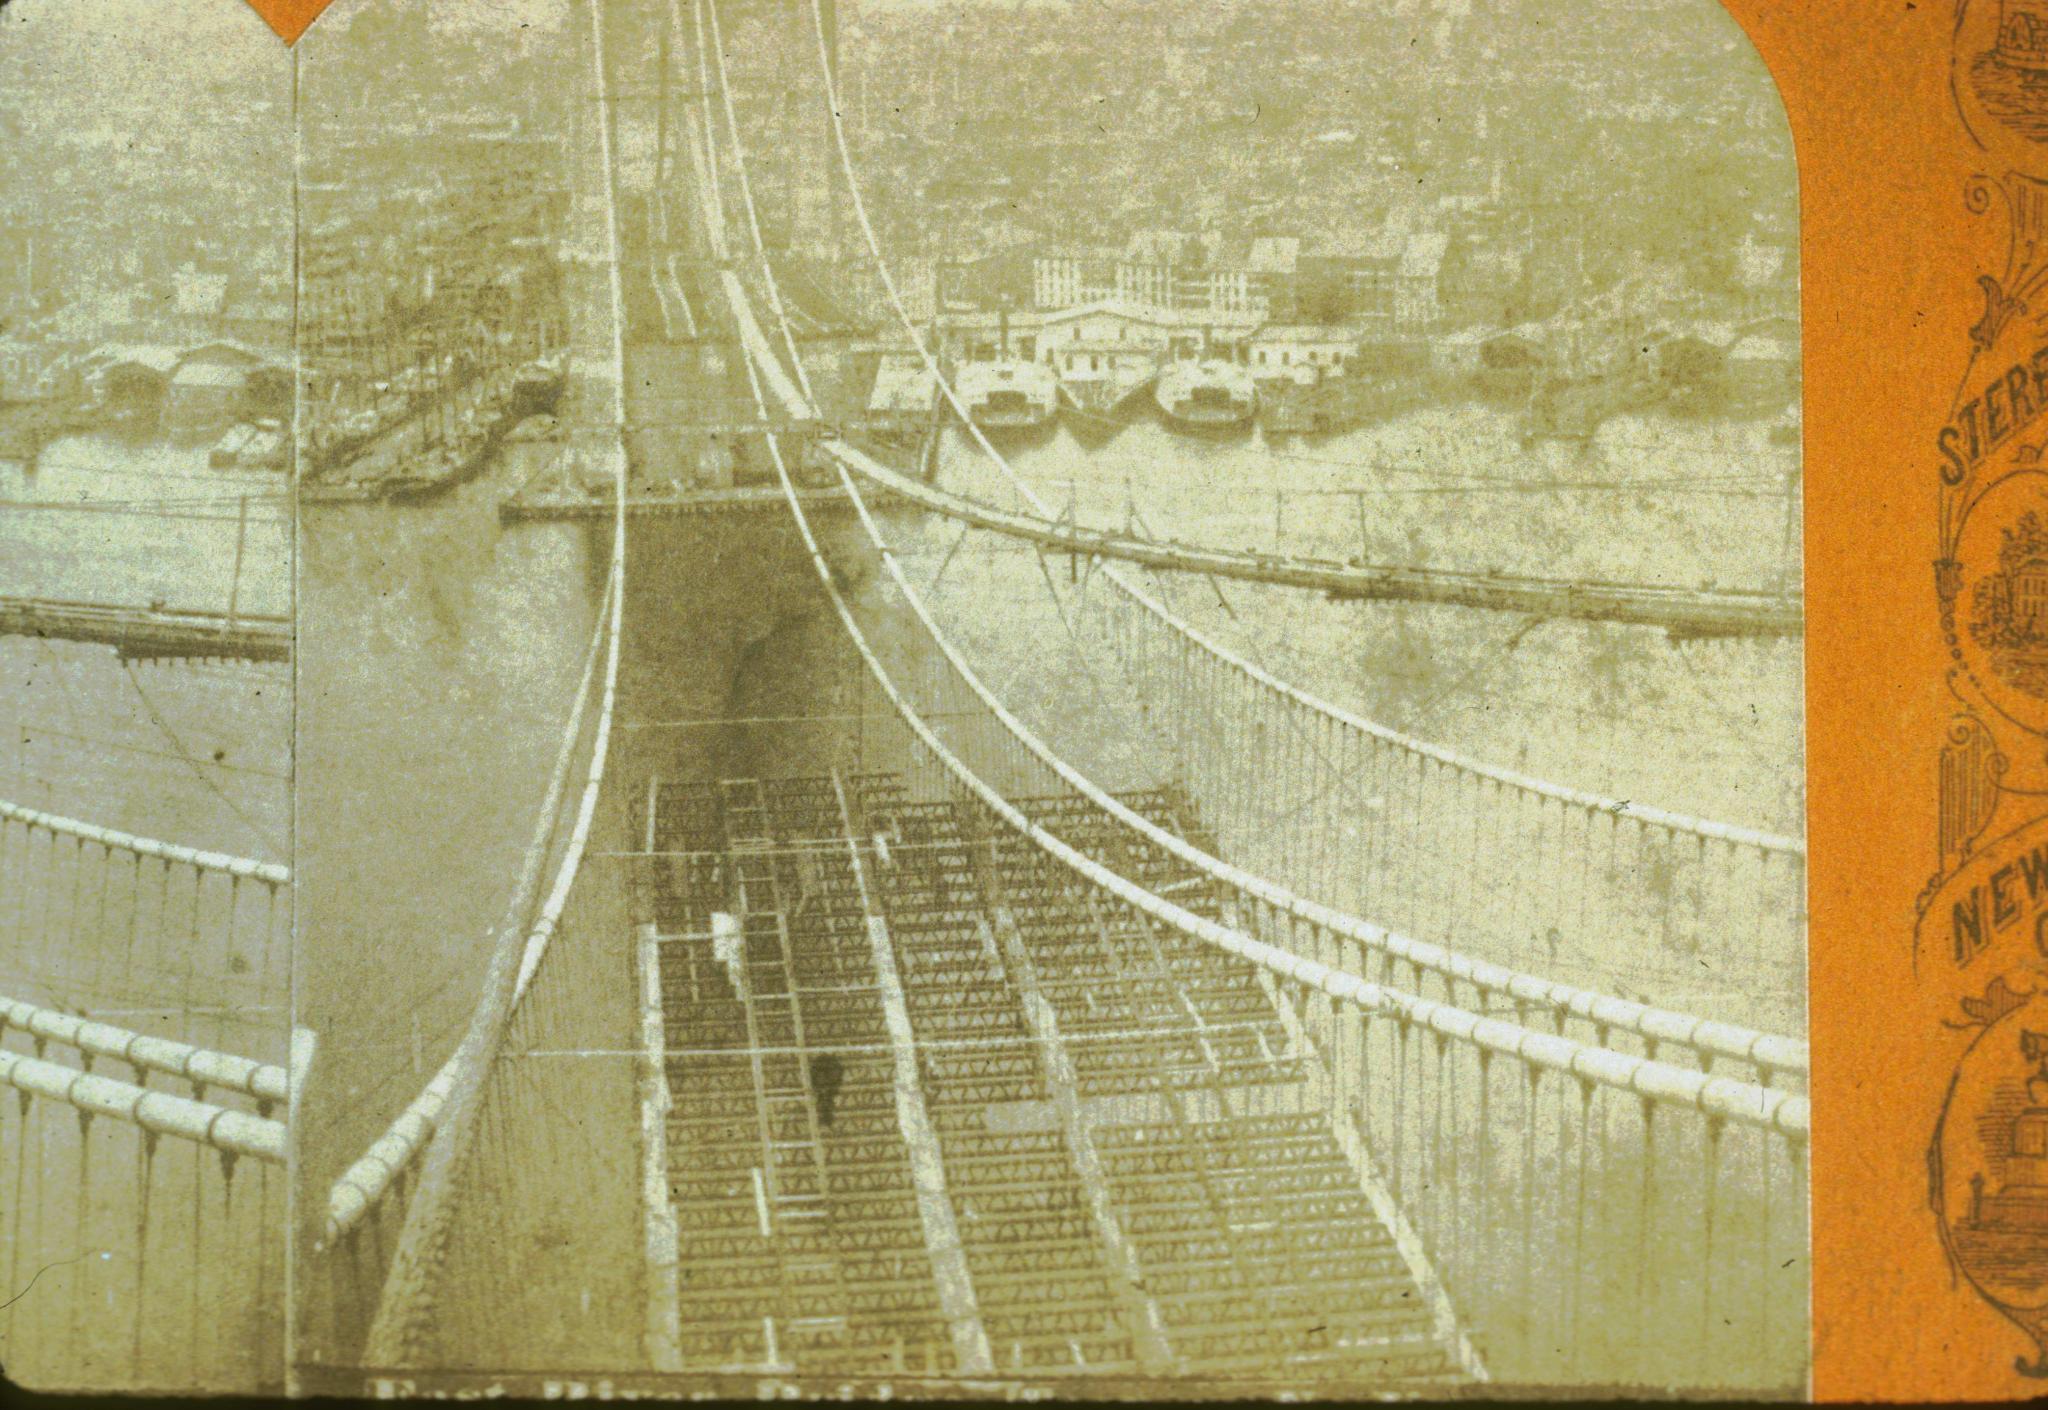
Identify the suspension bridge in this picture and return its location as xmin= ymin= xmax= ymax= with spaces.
xmin=293 ymin=0 xmax=1806 ymax=1394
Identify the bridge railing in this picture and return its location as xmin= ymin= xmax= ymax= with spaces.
xmin=767 ymin=403 xmax=1808 ymax=1391
xmin=1076 ymin=570 xmax=1806 ymax=1036
xmin=0 ymin=800 xmax=290 ymax=1062
xmin=0 ymin=991 xmax=286 ymax=1391
xmin=1271 ymin=928 xmax=1807 ymax=1391
xmin=0 ymin=631 xmax=289 ymax=1391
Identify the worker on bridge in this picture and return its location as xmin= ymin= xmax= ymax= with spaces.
xmin=811 ymin=1052 xmax=844 ymax=1128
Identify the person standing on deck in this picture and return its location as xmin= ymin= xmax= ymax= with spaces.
xmin=811 ymin=1052 xmax=844 ymax=1128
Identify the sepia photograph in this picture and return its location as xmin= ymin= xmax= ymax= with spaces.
xmin=0 ymin=0 xmax=295 ymax=1393
xmin=288 ymin=0 xmax=1806 ymax=1396
xmin=0 ymin=0 xmax=1809 ymax=1397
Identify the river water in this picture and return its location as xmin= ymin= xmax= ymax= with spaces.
xmin=295 ymin=443 xmax=602 ymax=1177
xmin=0 ymin=433 xmax=291 ymax=888
xmin=0 ymin=434 xmax=290 ymax=613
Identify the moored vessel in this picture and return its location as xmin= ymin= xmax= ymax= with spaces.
xmin=510 ymin=352 xmax=568 ymax=418
xmin=955 ymin=358 xmax=1058 ymax=434
xmin=1155 ymin=356 xmax=1256 ymax=429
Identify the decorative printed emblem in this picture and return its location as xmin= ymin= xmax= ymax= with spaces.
xmin=1922 ymin=4 xmax=2048 ymax=1375
xmin=1933 ymin=996 xmax=2048 ymax=1376
xmin=1971 ymin=509 xmax=2048 ymax=699
xmin=1968 ymin=1 xmax=2048 ymax=150
xmin=1943 ymin=475 xmax=2048 ymax=746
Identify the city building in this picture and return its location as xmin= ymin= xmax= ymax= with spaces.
xmin=1033 ymin=230 xmax=1265 ymax=324
xmin=1244 ymin=323 xmax=1357 ymax=385
xmin=0 ymin=333 xmax=86 ymax=403
xmin=161 ymin=340 xmax=288 ymax=439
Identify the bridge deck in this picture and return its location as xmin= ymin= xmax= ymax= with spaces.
xmin=634 ymin=772 xmax=1471 ymax=1386
xmin=499 ymin=483 xmax=854 ymax=522
xmin=0 ymin=594 xmax=289 ymax=663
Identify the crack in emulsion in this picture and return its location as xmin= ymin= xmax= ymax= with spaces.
xmin=0 ymin=1253 xmax=87 ymax=1315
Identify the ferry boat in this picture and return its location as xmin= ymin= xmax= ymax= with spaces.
xmin=241 ymin=420 xmax=287 ymax=471
xmin=1154 ymin=357 xmax=1256 ymax=430
xmin=955 ymin=359 xmax=1058 ymax=433
xmin=208 ymin=419 xmax=287 ymax=472
xmin=207 ymin=422 xmax=257 ymax=470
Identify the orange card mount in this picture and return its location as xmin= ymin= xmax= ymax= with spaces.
xmin=243 ymin=0 xmax=334 ymax=45
xmin=1925 ymin=0 xmax=2048 ymax=1393
xmin=1750 ymin=0 xmax=2048 ymax=1398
